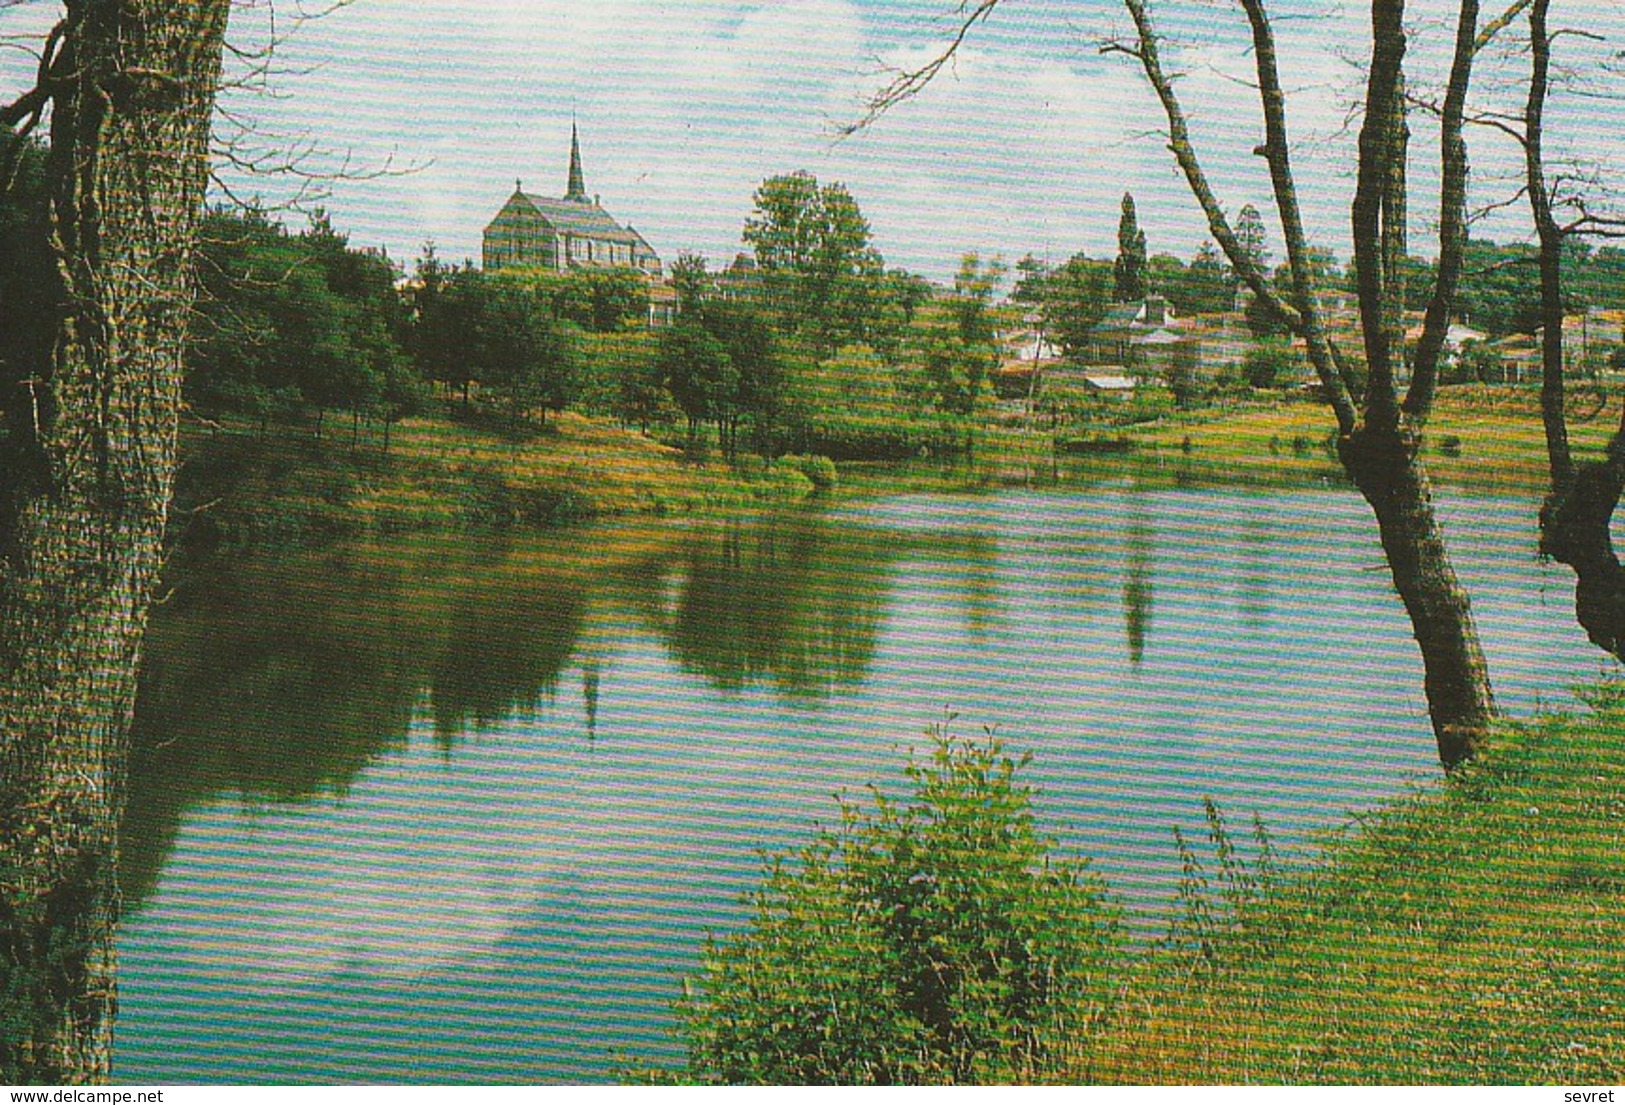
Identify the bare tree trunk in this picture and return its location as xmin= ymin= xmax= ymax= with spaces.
xmin=1346 ymin=0 xmax=1496 ymax=767
xmin=1523 ymin=0 xmax=1625 ymax=656
xmin=1341 ymin=427 xmax=1497 ymax=766
xmin=0 ymin=1 xmax=231 ymax=1084
xmin=1117 ymin=0 xmax=1496 ymax=768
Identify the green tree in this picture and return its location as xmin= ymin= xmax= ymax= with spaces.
xmin=670 ymin=251 xmax=711 ymax=316
xmin=700 ymin=301 xmax=783 ymax=457
xmin=869 ymin=267 xmax=935 ymax=358
xmin=742 ymin=171 xmax=883 ymax=353
xmin=614 ymin=337 xmax=674 ymax=434
xmin=547 ymin=267 xmax=648 ymax=333
xmin=950 ymin=252 xmax=1007 ymax=347
xmin=1180 ymin=241 xmax=1236 ymax=315
xmin=1146 ymin=252 xmax=1185 ymax=301
xmin=920 ymin=337 xmax=994 ymax=426
xmin=190 ymin=207 xmax=417 ymax=442
xmin=742 ymin=170 xmax=821 ymax=329
xmin=666 ymin=731 xmax=1120 ymax=1085
xmin=188 ymin=206 xmax=306 ymax=421
xmin=1113 ymin=192 xmax=1148 ymax=302
xmin=299 ymin=211 xmax=405 ymax=437
xmin=1011 ymin=253 xmax=1051 ymax=306
xmin=1235 ymin=204 xmax=1270 ymax=275
xmin=658 ymin=324 xmax=736 ymax=446
xmin=1235 ymin=205 xmax=1289 ymax=335
xmin=1043 ymin=253 xmax=1113 ymax=356
xmin=412 ymin=258 xmax=486 ymax=408
xmin=1242 ymin=338 xmax=1305 ymax=389
xmin=475 ymin=285 xmax=580 ymax=427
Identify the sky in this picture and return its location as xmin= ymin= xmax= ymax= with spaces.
xmin=3 ymin=1 xmax=1622 ymax=282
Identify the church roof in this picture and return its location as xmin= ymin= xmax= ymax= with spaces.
xmin=504 ymin=189 xmax=643 ymax=245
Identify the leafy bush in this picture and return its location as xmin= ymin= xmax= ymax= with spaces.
xmin=1242 ymin=339 xmax=1305 ymax=390
xmin=750 ymin=464 xmax=814 ymax=502
xmin=787 ymin=414 xmax=956 ymax=461
xmin=664 ymin=728 xmax=1121 ymax=1085
xmin=779 ymin=453 xmax=838 ymax=490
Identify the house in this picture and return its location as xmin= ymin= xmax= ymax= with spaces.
xmin=1083 ymin=296 xmax=1201 ymax=383
xmin=482 ymin=125 xmax=662 ymax=277
xmin=999 ymin=321 xmax=1063 ymax=365
xmin=1403 ymin=320 xmax=1486 ymax=357
xmin=1079 ymin=372 xmax=1137 ymax=395
xmin=1036 ymin=362 xmax=1137 ymax=398
xmin=1487 ymin=333 xmax=1541 ymax=383
xmin=646 ymin=281 xmax=679 ymax=328
xmin=716 ymin=253 xmax=762 ymax=301
xmin=1534 ymin=307 xmax=1625 ymax=370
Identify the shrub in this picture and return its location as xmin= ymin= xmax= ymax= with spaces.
xmin=665 ymin=728 xmax=1121 ymax=1085
xmin=780 ymin=453 xmax=838 ymax=490
xmin=1242 ymin=340 xmax=1305 ymax=391
xmin=752 ymin=464 xmax=814 ymax=501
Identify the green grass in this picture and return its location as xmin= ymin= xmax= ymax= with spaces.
xmin=1062 ymin=693 xmax=1625 ymax=1084
xmin=1116 ymin=385 xmax=1620 ymax=492
xmin=171 ymin=408 xmax=819 ymax=551
xmin=176 ymin=384 xmax=1611 ymax=553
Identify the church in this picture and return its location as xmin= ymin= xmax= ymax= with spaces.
xmin=481 ymin=126 xmax=662 ymax=276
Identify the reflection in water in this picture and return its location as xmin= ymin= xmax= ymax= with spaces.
xmin=621 ymin=517 xmax=896 ymax=700
xmin=1240 ymin=510 xmax=1274 ymax=631
xmin=122 ymin=516 xmax=907 ymax=911
xmin=1124 ymin=515 xmax=1152 ymax=667
xmin=123 ymin=542 xmax=592 ymax=911
xmin=424 ymin=560 xmax=586 ymax=742
xmin=583 ymin=661 xmax=601 ymax=740
xmin=115 ymin=489 xmax=1607 ymax=1083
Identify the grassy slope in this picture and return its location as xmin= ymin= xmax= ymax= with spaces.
xmin=1066 ymin=698 xmax=1625 ymax=1085
xmin=1117 ymin=385 xmax=1619 ymax=492
xmin=173 ymin=409 xmax=813 ymax=549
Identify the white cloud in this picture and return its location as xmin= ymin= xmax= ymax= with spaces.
xmin=4 ymin=1 xmax=1623 ymax=279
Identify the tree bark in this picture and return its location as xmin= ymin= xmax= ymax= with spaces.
xmin=0 ymin=1 xmax=231 ymax=1084
xmin=1349 ymin=0 xmax=1496 ymax=767
xmin=1523 ymin=0 xmax=1625 ymax=658
xmin=1341 ymin=426 xmax=1497 ymax=768
xmin=1119 ymin=0 xmax=1497 ymax=768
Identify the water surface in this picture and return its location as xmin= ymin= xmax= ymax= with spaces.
xmin=117 ymin=485 xmax=1608 ymax=1082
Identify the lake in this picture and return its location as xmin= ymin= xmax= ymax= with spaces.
xmin=115 ymin=481 xmax=1610 ymax=1082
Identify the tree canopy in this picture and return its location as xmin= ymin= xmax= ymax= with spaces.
xmin=742 ymin=171 xmax=884 ymax=354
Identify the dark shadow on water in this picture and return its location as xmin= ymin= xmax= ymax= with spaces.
xmin=615 ymin=514 xmax=902 ymax=701
xmin=123 ymin=538 xmax=591 ymax=911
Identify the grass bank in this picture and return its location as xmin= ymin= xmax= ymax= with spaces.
xmin=171 ymin=384 xmax=1614 ymax=553
xmin=1065 ymin=690 xmax=1625 ymax=1084
xmin=1113 ymin=385 xmax=1619 ymax=493
xmin=171 ymin=409 xmax=825 ymax=553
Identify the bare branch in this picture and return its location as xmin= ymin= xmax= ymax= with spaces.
xmin=842 ymin=1 xmax=1001 ymax=135
xmin=1476 ymin=0 xmax=1532 ymax=52
xmin=1405 ymin=0 xmax=1483 ymax=419
xmin=1236 ymin=0 xmax=1359 ymax=425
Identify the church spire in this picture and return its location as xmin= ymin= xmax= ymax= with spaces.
xmin=565 ymin=122 xmax=588 ymax=203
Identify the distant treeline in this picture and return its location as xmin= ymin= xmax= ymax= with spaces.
xmin=8 ymin=135 xmax=1625 ymax=464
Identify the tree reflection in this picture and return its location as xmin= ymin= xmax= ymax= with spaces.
xmin=123 ymin=540 xmax=589 ymax=910
xmin=1124 ymin=515 xmax=1153 ymax=666
xmin=621 ymin=516 xmax=895 ymax=700
xmin=122 ymin=512 xmax=991 ymax=911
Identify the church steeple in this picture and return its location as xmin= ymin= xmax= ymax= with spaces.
xmin=565 ymin=122 xmax=588 ymax=203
